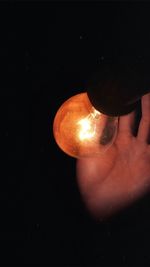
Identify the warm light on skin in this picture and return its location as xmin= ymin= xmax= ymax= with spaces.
xmin=76 ymin=94 xmax=150 ymax=220
xmin=53 ymin=92 xmax=118 ymax=158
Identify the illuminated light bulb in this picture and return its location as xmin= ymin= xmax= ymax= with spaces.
xmin=53 ymin=92 xmax=118 ymax=158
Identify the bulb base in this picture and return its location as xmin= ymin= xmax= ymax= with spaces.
xmin=86 ymin=61 xmax=150 ymax=116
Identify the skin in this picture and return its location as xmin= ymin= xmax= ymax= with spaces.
xmin=76 ymin=93 xmax=150 ymax=220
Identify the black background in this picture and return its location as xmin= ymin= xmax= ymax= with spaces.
xmin=2 ymin=1 xmax=150 ymax=265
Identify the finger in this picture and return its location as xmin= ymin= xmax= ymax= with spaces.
xmin=118 ymin=110 xmax=136 ymax=137
xmin=137 ymin=93 xmax=150 ymax=143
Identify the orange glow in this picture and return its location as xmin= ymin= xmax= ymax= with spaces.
xmin=53 ymin=92 xmax=118 ymax=158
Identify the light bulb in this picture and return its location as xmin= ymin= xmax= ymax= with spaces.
xmin=53 ymin=92 xmax=118 ymax=158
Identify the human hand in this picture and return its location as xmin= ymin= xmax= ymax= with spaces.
xmin=76 ymin=93 xmax=150 ymax=219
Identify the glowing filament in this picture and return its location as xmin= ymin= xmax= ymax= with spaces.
xmin=78 ymin=116 xmax=95 ymax=141
xmin=77 ymin=108 xmax=100 ymax=141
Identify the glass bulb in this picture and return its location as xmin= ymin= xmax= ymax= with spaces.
xmin=53 ymin=92 xmax=118 ymax=158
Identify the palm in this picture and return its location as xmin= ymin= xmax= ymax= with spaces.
xmin=76 ymin=94 xmax=150 ymax=219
